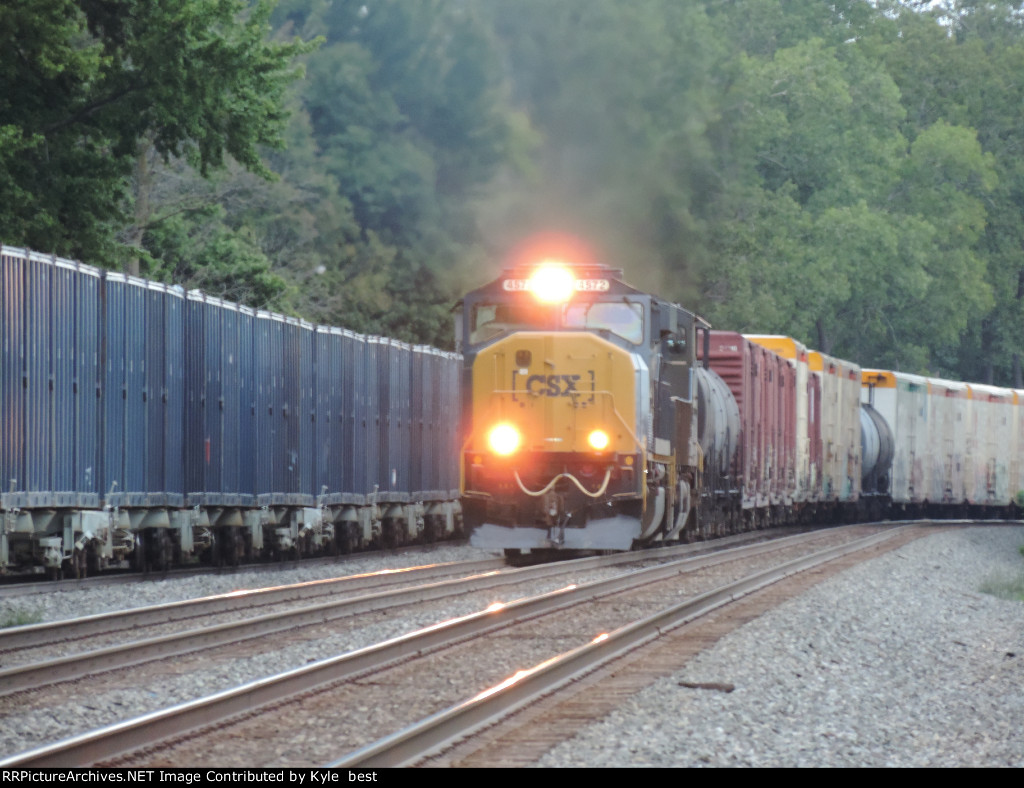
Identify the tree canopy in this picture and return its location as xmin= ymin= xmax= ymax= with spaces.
xmin=0 ymin=0 xmax=315 ymax=273
xmin=3 ymin=0 xmax=1024 ymax=381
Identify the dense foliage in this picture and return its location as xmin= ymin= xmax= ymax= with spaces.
xmin=2 ymin=0 xmax=1023 ymax=382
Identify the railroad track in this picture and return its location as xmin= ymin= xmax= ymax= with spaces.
xmin=0 ymin=523 xmax=922 ymax=766
xmin=0 ymin=529 xmax=794 ymax=691
xmin=338 ymin=525 xmax=932 ymax=767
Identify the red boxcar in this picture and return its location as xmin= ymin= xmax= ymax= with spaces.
xmin=698 ymin=331 xmax=800 ymax=525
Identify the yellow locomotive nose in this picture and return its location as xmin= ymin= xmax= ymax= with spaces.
xmin=487 ymin=423 xmax=522 ymax=456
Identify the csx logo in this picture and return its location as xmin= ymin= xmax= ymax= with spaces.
xmin=525 ymin=374 xmax=581 ymax=397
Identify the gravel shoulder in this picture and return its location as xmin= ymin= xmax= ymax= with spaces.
xmin=534 ymin=525 xmax=1024 ymax=768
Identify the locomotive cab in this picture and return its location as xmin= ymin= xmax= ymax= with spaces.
xmin=459 ymin=260 xmax=705 ymax=554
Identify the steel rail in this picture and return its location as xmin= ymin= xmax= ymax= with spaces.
xmin=0 ymin=558 xmax=507 ymax=652
xmin=327 ymin=527 xmax=911 ymax=767
xmin=0 ymin=525 xmax=879 ymax=766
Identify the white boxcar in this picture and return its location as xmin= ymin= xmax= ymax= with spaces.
xmin=861 ymin=370 xmax=929 ymax=506
xmin=926 ymin=377 xmax=969 ymax=505
xmin=966 ymin=384 xmax=1015 ymax=506
xmin=812 ymin=351 xmax=861 ymax=503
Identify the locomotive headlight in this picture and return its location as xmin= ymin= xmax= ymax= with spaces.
xmin=487 ymin=423 xmax=522 ymax=456
xmin=528 ymin=262 xmax=575 ymax=303
xmin=587 ymin=429 xmax=610 ymax=451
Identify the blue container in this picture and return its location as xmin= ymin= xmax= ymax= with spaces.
xmin=220 ymin=301 xmax=240 ymax=496
xmin=73 ymin=262 xmax=102 ymax=503
xmin=185 ymin=293 xmax=253 ymax=506
xmin=202 ymin=296 xmax=224 ymax=497
xmin=253 ymin=311 xmax=313 ymax=505
xmin=441 ymin=352 xmax=461 ymax=497
xmin=0 ymin=248 xmax=25 ymax=506
xmin=375 ymin=339 xmax=391 ymax=500
xmin=236 ymin=306 xmax=256 ymax=503
xmin=102 ymin=273 xmax=183 ymax=507
xmin=162 ymin=285 xmax=185 ymax=499
xmin=122 ymin=276 xmax=147 ymax=499
xmin=314 ymin=326 xmax=348 ymax=504
xmin=0 ymin=249 xmax=103 ymax=508
xmin=184 ymin=292 xmax=206 ymax=498
xmin=51 ymin=259 xmax=75 ymax=496
xmin=389 ymin=340 xmax=411 ymax=501
xmin=420 ymin=346 xmax=448 ymax=500
xmin=23 ymin=252 xmax=52 ymax=497
xmin=281 ymin=317 xmax=301 ymax=497
xmin=144 ymin=284 xmax=166 ymax=495
xmin=297 ymin=318 xmax=315 ymax=498
xmin=363 ymin=336 xmax=382 ymax=500
xmin=273 ymin=315 xmax=291 ymax=498
xmin=409 ymin=346 xmax=426 ymax=498
xmin=156 ymin=284 xmax=187 ymax=503
xmin=101 ymin=272 xmax=126 ymax=505
xmin=342 ymin=331 xmax=366 ymax=503
xmin=253 ymin=310 xmax=278 ymax=502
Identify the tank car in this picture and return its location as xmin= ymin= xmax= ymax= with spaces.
xmin=459 ymin=259 xmax=733 ymax=555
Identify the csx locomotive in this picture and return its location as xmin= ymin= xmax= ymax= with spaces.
xmin=458 ymin=260 xmax=714 ymax=554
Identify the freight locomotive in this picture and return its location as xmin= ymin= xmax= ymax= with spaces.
xmin=0 ymin=245 xmax=462 ymax=578
xmin=458 ymin=259 xmax=1024 ymax=558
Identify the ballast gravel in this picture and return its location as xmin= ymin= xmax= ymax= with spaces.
xmin=535 ymin=525 xmax=1024 ymax=768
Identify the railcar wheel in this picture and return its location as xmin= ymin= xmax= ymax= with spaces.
xmin=381 ymin=518 xmax=401 ymax=550
xmin=335 ymin=523 xmax=354 ymax=554
xmin=423 ymin=514 xmax=444 ymax=544
xmin=163 ymin=530 xmax=173 ymax=571
xmin=87 ymin=544 xmax=102 ymax=575
xmin=133 ymin=536 xmax=146 ymax=573
xmin=221 ymin=527 xmax=240 ymax=567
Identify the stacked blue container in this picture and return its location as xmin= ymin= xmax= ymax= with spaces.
xmin=0 ymin=244 xmax=463 ymax=575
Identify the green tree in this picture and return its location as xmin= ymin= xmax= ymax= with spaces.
xmin=262 ymin=0 xmax=516 ymax=345
xmin=701 ymin=34 xmax=996 ymax=372
xmin=867 ymin=1 xmax=1024 ymax=384
xmin=0 ymin=0 xmax=316 ymax=273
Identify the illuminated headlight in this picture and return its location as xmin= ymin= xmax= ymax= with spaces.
xmin=487 ymin=423 xmax=522 ymax=456
xmin=528 ymin=262 xmax=575 ymax=303
xmin=587 ymin=429 xmax=610 ymax=451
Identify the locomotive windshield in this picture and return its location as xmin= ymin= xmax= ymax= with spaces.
xmin=469 ymin=298 xmax=644 ymax=346
xmin=563 ymin=301 xmax=643 ymax=343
